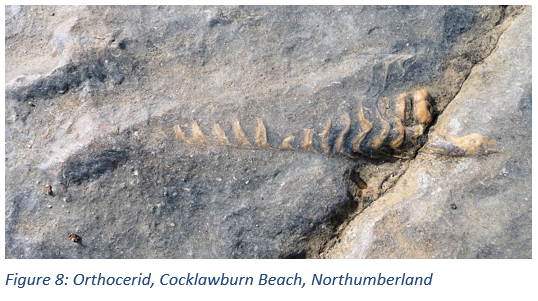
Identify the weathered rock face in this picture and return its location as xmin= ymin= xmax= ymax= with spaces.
xmin=326 ymin=7 xmax=531 ymax=259
xmin=5 ymin=6 xmax=529 ymax=258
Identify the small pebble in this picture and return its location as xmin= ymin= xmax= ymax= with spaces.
xmin=47 ymin=204 xmax=52 ymax=209
xmin=450 ymin=204 xmax=457 ymax=210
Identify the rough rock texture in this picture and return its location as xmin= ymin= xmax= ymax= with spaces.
xmin=327 ymin=7 xmax=531 ymax=259
xmin=5 ymin=6 xmax=530 ymax=258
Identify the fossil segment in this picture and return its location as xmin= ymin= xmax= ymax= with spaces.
xmin=174 ymin=124 xmax=195 ymax=145
xmin=321 ymin=119 xmax=332 ymax=154
xmin=233 ymin=119 xmax=251 ymax=146
xmin=395 ymin=92 xmax=409 ymax=122
xmin=335 ymin=112 xmax=351 ymax=156
xmin=255 ymin=117 xmax=271 ymax=149
xmin=213 ymin=123 xmax=230 ymax=145
xmin=388 ymin=118 xmax=405 ymax=150
xmin=192 ymin=121 xmax=209 ymax=144
xmin=352 ymin=104 xmax=373 ymax=155
xmin=371 ymin=110 xmax=391 ymax=153
xmin=302 ymin=129 xmax=316 ymax=152
xmin=413 ymin=89 xmax=433 ymax=124
xmin=282 ymin=136 xmax=295 ymax=150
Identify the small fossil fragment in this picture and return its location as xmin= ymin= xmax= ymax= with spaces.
xmin=281 ymin=136 xmax=295 ymax=150
xmin=68 ymin=233 xmax=80 ymax=242
xmin=45 ymin=184 xmax=52 ymax=196
xmin=349 ymin=171 xmax=368 ymax=189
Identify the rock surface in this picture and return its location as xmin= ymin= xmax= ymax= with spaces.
xmin=326 ymin=7 xmax=532 ymax=259
xmin=5 ymin=6 xmax=530 ymax=258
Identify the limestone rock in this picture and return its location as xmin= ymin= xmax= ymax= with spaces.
xmin=5 ymin=5 xmax=527 ymax=258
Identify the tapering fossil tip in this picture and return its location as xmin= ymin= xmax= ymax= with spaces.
xmin=424 ymin=133 xmax=498 ymax=157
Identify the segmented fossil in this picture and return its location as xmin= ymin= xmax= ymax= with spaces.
xmin=173 ymin=89 xmax=496 ymax=160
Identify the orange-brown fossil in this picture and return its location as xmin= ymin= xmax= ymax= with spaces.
xmin=335 ymin=112 xmax=351 ymax=156
xmin=174 ymin=124 xmax=195 ymax=145
xmin=233 ymin=119 xmax=250 ymax=146
xmin=213 ymin=123 xmax=230 ymax=145
xmin=321 ymin=119 xmax=332 ymax=154
xmin=422 ymin=133 xmax=497 ymax=157
xmin=302 ymin=129 xmax=316 ymax=152
xmin=171 ymin=89 xmax=496 ymax=160
xmin=191 ymin=121 xmax=209 ymax=144
xmin=255 ymin=117 xmax=271 ymax=149
xmin=282 ymin=136 xmax=296 ymax=150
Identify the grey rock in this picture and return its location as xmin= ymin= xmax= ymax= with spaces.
xmin=5 ymin=5 xmax=525 ymax=258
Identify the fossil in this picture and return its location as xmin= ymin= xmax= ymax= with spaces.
xmin=68 ymin=233 xmax=80 ymax=243
xmin=172 ymin=89 xmax=496 ymax=160
xmin=45 ymin=184 xmax=53 ymax=196
xmin=422 ymin=133 xmax=497 ymax=157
